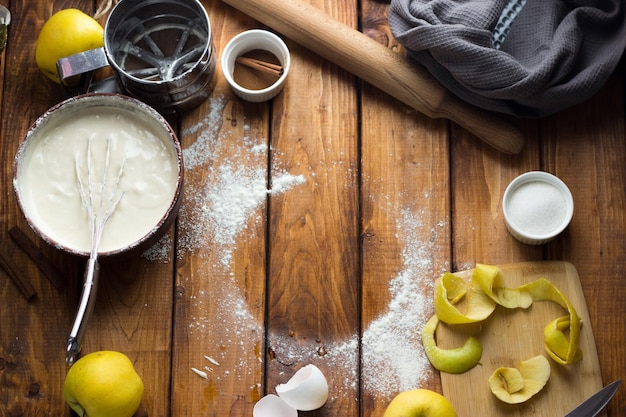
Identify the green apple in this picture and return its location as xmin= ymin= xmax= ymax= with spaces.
xmin=64 ymin=350 xmax=144 ymax=417
xmin=383 ymin=388 xmax=457 ymax=417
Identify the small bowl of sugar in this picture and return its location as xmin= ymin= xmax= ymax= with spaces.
xmin=502 ymin=171 xmax=574 ymax=245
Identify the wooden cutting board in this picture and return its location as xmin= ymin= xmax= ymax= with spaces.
xmin=437 ymin=261 xmax=604 ymax=417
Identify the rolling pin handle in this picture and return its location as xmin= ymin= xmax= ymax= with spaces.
xmin=437 ymin=94 xmax=525 ymax=154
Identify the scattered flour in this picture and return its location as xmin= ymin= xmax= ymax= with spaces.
xmin=151 ymin=95 xmax=305 ymax=385
xmin=263 ymin=207 xmax=448 ymax=400
xmin=187 ymin=279 xmax=264 ymax=384
xmin=142 ymin=95 xmax=305 ymax=263
xmin=360 ymin=207 xmax=447 ymax=398
xmin=143 ymin=95 xmax=449 ymax=401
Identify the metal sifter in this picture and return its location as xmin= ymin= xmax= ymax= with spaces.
xmin=57 ymin=0 xmax=216 ymax=113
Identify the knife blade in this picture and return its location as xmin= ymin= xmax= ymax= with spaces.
xmin=565 ymin=380 xmax=621 ymax=417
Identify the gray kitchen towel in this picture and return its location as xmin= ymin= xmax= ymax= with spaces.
xmin=389 ymin=0 xmax=626 ymax=117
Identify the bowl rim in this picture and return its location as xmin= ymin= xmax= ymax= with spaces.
xmin=502 ymin=171 xmax=574 ymax=243
xmin=12 ymin=92 xmax=184 ymax=258
xmin=221 ymin=29 xmax=291 ymax=100
xmin=104 ymin=0 xmax=213 ymax=85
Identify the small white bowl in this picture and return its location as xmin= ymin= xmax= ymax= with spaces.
xmin=502 ymin=171 xmax=574 ymax=245
xmin=221 ymin=29 xmax=290 ymax=102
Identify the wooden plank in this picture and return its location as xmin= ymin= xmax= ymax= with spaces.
xmin=439 ymin=261 xmax=603 ymax=417
xmin=85 ymin=254 xmax=175 ymax=417
xmin=541 ymin=73 xmax=626 ymax=417
xmin=0 ymin=1 xmax=86 ymax=415
xmin=263 ymin=1 xmax=360 ymax=415
xmin=0 ymin=2 xmax=177 ymax=416
xmin=170 ymin=1 xmax=269 ymax=415
xmin=359 ymin=1 xmax=450 ymax=415
xmin=450 ymin=119 xmax=543 ymax=269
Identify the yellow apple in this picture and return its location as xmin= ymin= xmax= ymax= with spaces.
xmin=383 ymin=388 xmax=457 ymax=417
xmin=63 ymin=350 xmax=144 ymax=417
xmin=35 ymin=9 xmax=104 ymax=83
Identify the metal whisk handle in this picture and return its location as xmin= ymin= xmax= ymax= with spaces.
xmin=66 ymin=256 xmax=100 ymax=367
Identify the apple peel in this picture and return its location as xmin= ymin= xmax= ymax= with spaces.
xmin=433 ymin=264 xmax=582 ymax=365
xmin=434 ymin=272 xmax=496 ymax=324
xmin=421 ymin=315 xmax=482 ymax=374
xmin=488 ymin=355 xmax=551 ymax=404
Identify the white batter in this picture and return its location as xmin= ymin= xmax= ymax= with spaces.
xmin=16 ymin=107 xmax=179 ymax=253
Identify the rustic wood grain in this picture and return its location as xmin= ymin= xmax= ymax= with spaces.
xmin=450 ymin=125 xmax=543 ymax=269
xmin=360 ymin=2 xmax=449 ymax=416
xmin=0 ymin=1 xmax=86 ymax=415
xmin=541 ymin=75 xmax=626 ymax=417
xmin=263 ymin=0 xmax=360 ymax=415
xmin=0 ymin=0 xmax=624 ymax=416
xmin=170 ymin=1 xmax=269 ymax=415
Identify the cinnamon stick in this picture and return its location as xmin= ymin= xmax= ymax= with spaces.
xmin=235 ymin=56 xmax=284 ymax=77
xmin=9 ymin=226 xmax=64 ymax=289
xmin=0 ymin=245 xmax=36 ymax=300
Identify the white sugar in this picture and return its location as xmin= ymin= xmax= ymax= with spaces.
xmin=507 ymin=181 xmax=567 ymax=235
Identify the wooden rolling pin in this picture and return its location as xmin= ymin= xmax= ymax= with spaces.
xmin=223 ymin=0 xmax=525 ymax=154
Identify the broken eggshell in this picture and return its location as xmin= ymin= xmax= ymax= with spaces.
xmin=253 ymin=394 xmax=297 ymax=417
xmin=253 ymin=364 xmax=329 ymax=417
xmin=275 ymin=364 xmax=329 ymax=411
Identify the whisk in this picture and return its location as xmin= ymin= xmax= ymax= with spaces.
xmin=66 ymin=137 xmax=126 ymax=366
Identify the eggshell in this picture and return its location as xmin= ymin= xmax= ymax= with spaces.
xmin=275 ymin=364 xmax=329 ymax=411
xmin=253 ymin=394 xmax=297 ymax=417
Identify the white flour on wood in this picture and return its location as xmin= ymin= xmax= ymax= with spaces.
xmin=360 ymin=207 xmax=446 ymax=398
xmin=143 ymin=95 xmax=305 ymax=263
xmin=144 ymin=95 xmax=444 ymax=401
xmin=265 ymin=207 xmax=447 ymax=400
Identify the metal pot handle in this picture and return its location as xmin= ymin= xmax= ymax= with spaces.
xmin=65 ymin=256 xmax=100 ymax=367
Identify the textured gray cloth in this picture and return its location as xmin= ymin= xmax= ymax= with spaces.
xmin=389 ymin=0 xmax=626 ymax=117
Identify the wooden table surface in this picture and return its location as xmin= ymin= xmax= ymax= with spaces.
xmin=1 ymin=1 xmax=625 ymax=416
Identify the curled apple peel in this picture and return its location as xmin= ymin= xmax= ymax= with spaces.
xmin=421 ymin=315 xmax=482 ymax=374
xmin=488 ymin=355 xmax=551 ymax=404
xmin=434 ymin=272 xmax=496 ymax=324
xmin=433 ymin=264 xmax=582 ymax=366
